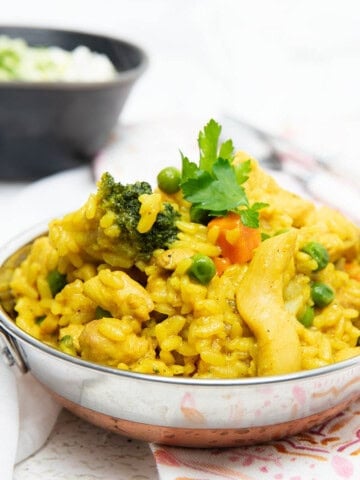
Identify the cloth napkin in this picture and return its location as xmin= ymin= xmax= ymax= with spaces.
xmin=150 ymin=398 xmax=360 ymax=479
xmin=0 ymin=361 xmax=61 ymax=480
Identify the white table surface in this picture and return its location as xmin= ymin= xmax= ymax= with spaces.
xmin=1 ymin=1 xmax=360 ymax=478
xmin=14 ymin=409 xmax=158 ymax=480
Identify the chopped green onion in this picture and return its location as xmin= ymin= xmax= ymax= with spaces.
xmin=95 ymin=306 xmax=112 ymax=319
xmin=47 ymin=270 xmax=67 ymax=297
xmin=59 ymin=335 xmax=76 ymax=356
xmin=35 ymin=315 xmax=46 ymax=325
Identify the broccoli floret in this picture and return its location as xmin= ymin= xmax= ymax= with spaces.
xmin=97 ymin=172 xmax=179 ymax=263
xmin=48 ymin=172 xmax=180 ymax=269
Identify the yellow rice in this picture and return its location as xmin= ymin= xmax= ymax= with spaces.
xmin=9 ymin=155 xmax=360 ymax=378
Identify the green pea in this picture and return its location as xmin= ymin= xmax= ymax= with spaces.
xmin=157 ymin=167 xmax=181 ymax=194
xmin=301 ymin=241 xmax=329 ymax=271
xmin=188 ymin=253 xmax=216 ymax=285
xmin=47 ymin=270 xmax=67 ymax=297
xmin=311 ymin=282 xmax=334 ymax=308
xmin=297 ymin=306 xmax=314 ymax=328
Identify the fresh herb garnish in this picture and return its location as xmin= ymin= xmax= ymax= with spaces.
xmin=198 ymin=119 xmax=234 ymax=170
xmin=181 ymin=119 xmax=267 ymax=227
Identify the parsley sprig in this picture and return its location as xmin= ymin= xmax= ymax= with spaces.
xmin=181 ymin=119 xmax=267 ymax=228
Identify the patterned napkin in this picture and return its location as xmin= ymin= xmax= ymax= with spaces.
xmin=150 ymin=398 xmax=360 ymax=479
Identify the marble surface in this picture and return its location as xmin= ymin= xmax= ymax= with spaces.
xmin=14 ymin=410 xmax=158 ymax=480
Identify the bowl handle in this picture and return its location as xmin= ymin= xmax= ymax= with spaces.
xmin=0 ymin=327 xmax=28 ymax=374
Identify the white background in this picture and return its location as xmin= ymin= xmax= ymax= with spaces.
xmin=1 ymin=0 xmax=360 ymax=177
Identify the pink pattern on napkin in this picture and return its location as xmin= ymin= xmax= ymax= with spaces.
xmin=331 ymin=456 xmax=354 ymax=478
xmin=151 ymin=398 xmax=360 ymax=480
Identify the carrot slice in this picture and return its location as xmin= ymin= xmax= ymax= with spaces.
xmin=213 ymin=256 xmax=231 ymax=276
xmin=344 ymin=262 xmax=360 ymax=281
xmin=208 ymin=213 xmax=261 ymax=265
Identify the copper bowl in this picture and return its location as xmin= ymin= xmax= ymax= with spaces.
xmin=0 ymin=224 xmax=359 ymax=447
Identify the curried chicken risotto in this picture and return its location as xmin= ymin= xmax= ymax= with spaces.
xmin=8 ymin=120 xmax=360 ymax=378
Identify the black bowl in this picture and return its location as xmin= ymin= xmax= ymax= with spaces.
xmin=0 ymin=26 xmax=147 ymax=180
